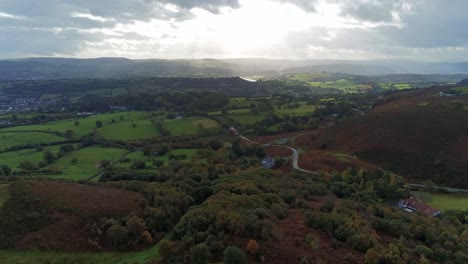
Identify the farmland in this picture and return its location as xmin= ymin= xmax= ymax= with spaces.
xmin=412 ymin=191 xmax=468 ymax=211
xmin=0 ymin=75 xmax=467 ymax=264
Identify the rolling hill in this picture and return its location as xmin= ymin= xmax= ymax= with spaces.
xmin=296 ymin=86 xmax=468 ymax=188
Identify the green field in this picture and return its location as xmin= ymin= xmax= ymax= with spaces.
xmin=453 ymin=86 xmax=468 ymax=94
xmin=0 ymin=145 xmax=62 ymax=171
xmin=395 ymin=83 xmax=411 ymax=89
xmin=0 ymin=112 xmax=151 ymax=137
xmin=164 ymin=117 xmax=219 ymax=136
xmin=412 ymin=191 xmax=468 ymax=211
xmin=230 ymin=113 xmax=268 ymax=125
xmin=0 ymin=245 xmax=159 ymax=264
xmin=97 ymin=120 xmax=160 ymax=141
xmin=0 ymin=184 xmax=9 ymax=207
xmin=276 ymin=103 xmax=316 ymax=116
xmin=0 ymin=132 xmax=66 ymax=150
xmin=119 ymin=148 xmax=205 ymax=168
xmin=47 ymin=146 xmax=127 ymax=180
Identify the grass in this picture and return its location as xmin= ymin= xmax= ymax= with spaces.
xmin=230 ymin=113 xmax=268 ymax=125
xmin=0 ymin=145 xmax=62 ymax=171
xmin=0 ymin=112 xmax=151 ymax=137
xmin=395 ymin=83 xmax=411 ymax=90
xmin=164 ymin=117 xmax=219 ymax=136
xmin=97 ymin=120 xmax=160 ymax=141
xmin=412 ymin=191 xmax=468 ymax=211
xmin=0 ymin=132 xmax=66 ymax=151
xmin=276 ymin=104 xmax=316 ymax=116
xmin=453 ymin=86 xmax=468 ymax=94
xmin=118 ymin=148 xmax=205 ymax=167
xmin=47 ymin=146 xmax=127 ymax=180
xmin=0 ymin=184 xmax=9 ymax=207
xmin=0 ymin=245 xmax=159 ymax=264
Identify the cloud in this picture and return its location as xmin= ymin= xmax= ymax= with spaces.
xmin=274 ymin=0 xmax=318 ymax=12
xmin=0 ymin=0 xmax=468 ymax=60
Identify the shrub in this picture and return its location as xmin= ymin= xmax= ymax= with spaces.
xmin=246 ymin=239 xmax=260 ymax=255
xmin=106 ymin=224 xmax=128 ymax=245
xmin=224 ymin=246 xmax=247 ymax=264
xmin=191 ymin=243 xmax=210 ymax=264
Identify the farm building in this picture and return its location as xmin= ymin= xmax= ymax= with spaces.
xmin=262 ymin=156 xmax=276 ymax=169
xmin=399 ymin=197 xmax=441 ymax=217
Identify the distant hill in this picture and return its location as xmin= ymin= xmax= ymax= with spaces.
xmin=459 ymin=78 xmax=468 ymax=85
xmin=1 ymin=57 xmax=468 ymax=81
xmin=297 ymin=87 xmax=468 ymax=188
xmin=282 ymin=63 xmax=395 ymax=75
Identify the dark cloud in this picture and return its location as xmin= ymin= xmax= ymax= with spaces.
xmin=339 ymin=0 xmax=398 ymax=22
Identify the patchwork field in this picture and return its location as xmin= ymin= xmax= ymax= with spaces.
xmin=164 ymin=117 xmax=219 ymax=136
xmin=0 ymin=132 xmax=66 ymax=150
xmin=47 ymin=146 xmax=127 ymax=180
xmin=0 ymin=145 xmax=62 ymax=171
xmin=0 ymin=112 xmax=151 ymax=137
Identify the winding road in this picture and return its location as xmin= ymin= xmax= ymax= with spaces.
xmin=240 ymin=135 xmax=316 ymax=174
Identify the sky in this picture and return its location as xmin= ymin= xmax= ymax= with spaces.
xmin=0 ymin=0 xmax=467 ymax=61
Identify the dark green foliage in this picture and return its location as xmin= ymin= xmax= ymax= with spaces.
xmin=223 ymin=246 xmax=247 ymax=264
xmin=130 ymin=160 xmax=146 ymax=169
xmin=0 ymin=165 xmax=11 ymax=176
xmin=106 ymin=224 xmax=128 ymax=245
xmin=190 ymin=243 xmax=210 ymax=264
xmin=0 ymin=183 xmax=50 ymax=247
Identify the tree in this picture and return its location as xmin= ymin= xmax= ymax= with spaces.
xmin=74 ymin=120 xmax=80 ymax=126
xmin=71 ymin=157 xmax=78 ymax=164
xmin=100 ymin=160 xmax=111 ymax=169
xmin=131 ymin=160 xmax=146 ymax=169
xmin=132 ymin=123 xmax=137 ymax=128
xmin=246 ymin=239 xmax=260 ymax=255
xmin=96 ymin=120 xmax=103 ymax=128
xmin=0 ymin=165 xmax=11 ymax=176
xmin=43 ymin=150 xmax=55 ymax=165
xmin=106 ymin=224 xmax=128 ymax=245
xmin=65 ymin=129 xmax=74 ymax=136
xmin=18 ymin=160 xmax=38 ymax=171
xmin=191 ymin=243 xmax=210 ymax=264
xmin=209 ymin=140 xmax=224 ymax=151
xmin=126 ymin=216 xmax=146 ymax=240
xmin=223 ymin=246 xmax=247 ymax=264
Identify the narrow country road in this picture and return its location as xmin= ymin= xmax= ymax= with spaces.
xmin=408 ymin=183 xmax=468 ymax=193
xmin=240 ymin=135 xmax=316 ymax=174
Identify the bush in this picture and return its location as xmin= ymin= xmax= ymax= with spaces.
xmin=106 ymin=224 xmax=128 ymax=245
xmin=224 ymin=246 xmax=247 ymax=264
xmin=131 ymin=160 xmax=146 ymax=169
xmin=191 ymin=243 xmax=210 ymax=264
xmin=246 ymin=239 xmax=260 ymax=255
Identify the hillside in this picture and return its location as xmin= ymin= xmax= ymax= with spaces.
xmin=295 ymin=86 xmax=468 ymax=188
xmin=2 ymin=58 xmax=468 ymax=81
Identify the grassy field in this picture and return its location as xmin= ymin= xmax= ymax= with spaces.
xmin=230 ymin=113 xmax=268 ymax=125
xmin=412 ymin=191 xmax=468 ymax=211
xmin=0 ymin=245 xmax=159 ymax=264
xmin=0 ymin=112 xmax=151 ymax=137
xmin=97 ymin=120 xmax=160 ymax=141
xmin=0 ymin=132 xmax=66 ymax=150
xmin=0 ymin=145 xmax=62 ymax=171
xmin=395 ymin=83 xmax=411 ymax=89
xmin=0 ymin=183 xmax=9 ymax=207
xmin=276 ymin=104 xmax=316 ymax=116
xmin=47 ymin=146 xmax=127 ymax=180
xmin=118 ymin=148 xmax=205 ymax=168
xmin=164 ymin=117 xmax=219 ymax=136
